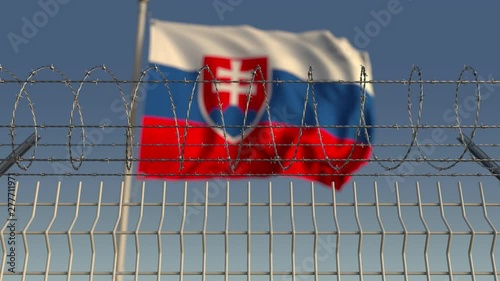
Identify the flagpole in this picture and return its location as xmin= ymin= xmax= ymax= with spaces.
xmin=117 ymin=0 xmax=149 ymax=279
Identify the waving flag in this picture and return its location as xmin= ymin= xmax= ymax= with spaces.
xmin=138 ymin=20 xmax=375 ymax=189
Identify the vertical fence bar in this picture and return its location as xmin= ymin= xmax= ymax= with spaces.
xmin=395 ymin=183 xmax=408 ymax=281
xmin=157 ymin=182 xmax=167 ymax=281
xmin=112 ymin=182 xmax=125 ymax=281
xmin=89 ymin=182 xmax=103 ymax=281
xmin=290 ymin=182 xmax=296 ymax=281
xmin=437 ymin=182 xmax=454 ymax=281
xmin=247 ymin=182 xmax=251 ymax=281
xmin=202 ymin=182 xmax=208 ymax=281
xmin=67 ymin=182 xmax=82 ymax=281
xmin=44 ymin=181 xmax=61 ymax=281
xmin=21 ymin=181 xmax=39 ymax=281
xmin=179 ymin=182 xmax=187 ymax=281
xmin=134 ymin=182 xmax=146 ymax=281
xmin=225 ymin=181 xmax=230 ymax=281
xmin=479 ymin=182 xmax=498 ymax=281
xmin=458 ymin=182 xmax=476 ymax=281
xmin=311 ymin=182 xmax=319 ymax=281
xmin=374 ymin=182 xmax=386 ymax=281
xmin=332 ymin=182 xmax=341 ymax=281
xmin=353 ymin=182 xmax=363 ymax=281
xmin=416 ymin=182 xmax=431 ymax=281
xmin=269 ymin=181 xmax=274 ymax=281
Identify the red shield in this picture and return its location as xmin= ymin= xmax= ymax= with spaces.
xmin=199 ymin=56 xmax=269 ymax=143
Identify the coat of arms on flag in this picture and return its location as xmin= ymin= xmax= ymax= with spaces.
xmin=200 ymin=56 xmax=269 ymax=143
xmin=138 ymin=20 xmax=375 ymax=189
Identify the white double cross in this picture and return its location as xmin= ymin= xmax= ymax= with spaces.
xmin=213 ymin=60 xmax=257 ymax=106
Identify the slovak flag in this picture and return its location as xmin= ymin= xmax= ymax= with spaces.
xmin=138 ymin=20 xmax=375 ymax=189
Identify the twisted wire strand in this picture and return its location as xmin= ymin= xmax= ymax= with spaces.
xmin=3 ymin=79 xmax=500 ymax=84
xmin=1 ymin=65 xmax=497 ymax=174
xmin=4 ymin=172 xmax=500 ymax=177
xmin=3 ymin=157 xmax=500 ymax=163
xmin=2 ymin=124 xmax=499 ymax=129
xmin=3 ymin=142 xmax=500 ymax=148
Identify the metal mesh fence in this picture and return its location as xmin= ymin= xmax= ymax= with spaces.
xmin=0 ymin=180 xmax=499 ymax=280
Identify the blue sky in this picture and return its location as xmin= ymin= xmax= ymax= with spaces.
xmin=1 ymin=0 xmax=500 ymax=185
xmin=1 ymin=0 xmax=500 ymax=280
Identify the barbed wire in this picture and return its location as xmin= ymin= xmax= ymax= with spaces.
xmin=2 ymin=79 xmax=500 ymax=84
xmin=1 ymin=65 xmax=498 ymax=176
xmin=2 ymin=142 xmax=500 ymax=147
xmin=2 ymin=125 xmax=500 ymax=128
xmin=3 ymin=158 xmax=500 ymax=164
